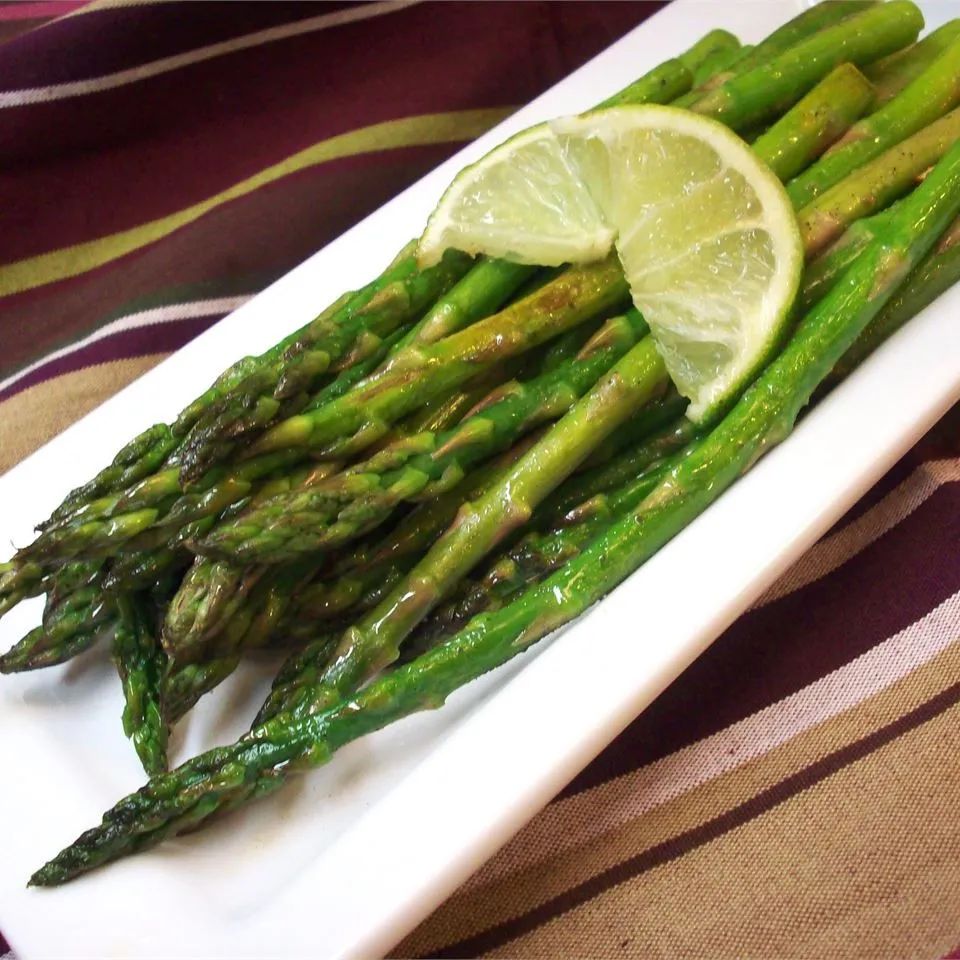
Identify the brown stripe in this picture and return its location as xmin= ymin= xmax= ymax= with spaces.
xmin=0 ymin=352 xmax=166 ymax=474
xmin=431 ymin=678 xmax=960 ymax=958
xmin=561 ymin=482 xmax=960 ymax=799
xmin=1 ymin=144 xmax=457 ymax=380
xmin=403 ymin=635 xmax=960 ymax=956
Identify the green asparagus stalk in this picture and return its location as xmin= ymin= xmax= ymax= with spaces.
xmin=113 ymin=595 xmax=168 ymax=776
xmin=258 ymin=335 xmax=667 ymax=720
xmin=787 ymin=34 xmax=960 ymax=207
xmin=798 ymin=204 xmax=898 ymax=312
xmin=798 ymin=106 xmax=960 ymax=257
xmin=675 ymin=0 xmax=877 ymax=106
xmin=831 ymin=211 xmax=960 ymax=379
xmin=403 ymin=454 xmax=678 ymax=659
xmin=0 ymin=625 xmax=102 ymax=673
xmin=42 ymin=425 xmax=179 ymax=530
xmin=177 ymin=249 xmax=474 ymax=482
xmin=393 ymin=257 xmax=534 ymax=350
xmin=688 ymin=1 xmax=922 ymax=132
xmin=171 ymin=242 xmax=418 ymax=434
xmin=0 ymin=563 xmax=113 ymax=673
xmin=162 ymin=442 xmax=538 ymax=715
xmin=689 ymin=37 xmax=745 ymax=89
xmin=412 ymin=206 xmax=960 ymax=648
xmin=865 ymin=19 xmax=960 ymax=105
xmin=33 ymin=136 xmax=960 ymax=888
xmin=195 ymin=311 xmax=652 ymax=565
xmin=161 ymin=655 xmax=242 ymax=724
xmin=679 ymin=28 xmax=741 ymax=74
xmin=751 ymin=64 xmax=875 ymax=183
xmin=43 ymin=243 xmax=424 ymax=527
xmin=598 ymin=60 xmax=693 ymax=110
xmin=246 ymin=256 xmax=629 ymax=458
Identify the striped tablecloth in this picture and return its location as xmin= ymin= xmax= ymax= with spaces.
xmin=2 ymin=3 xmax=959 ymax=957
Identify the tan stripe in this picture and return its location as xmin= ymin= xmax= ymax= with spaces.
xmin=0 ymin=108 xmax=510 ymax=298
xmin=400 ymin=636 xmax=960 ymax=956
xmin=455 ymin=590 xmax=960 ymax=897
xmin=489 ymin=699 xmax=960 ymax=960
xmin=0 ymin=353 xmax=167 ymax=475
xmin=1 ymin=1 xmax=419 ymax=107
xmin=756 ymin=457 xmax=960 ymax=607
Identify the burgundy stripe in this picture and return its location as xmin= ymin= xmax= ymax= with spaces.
xmin=0 ymin=2 xmax=656 ymax=261
xmin=561 ymin=477 xmax=960 ymax=799
xmin=0 ymin=2 xmax=357 ymax=87
xmin=429 ymin=679 xmax=960 ymax=959
xmin=0 ymin=1 xmax=83 ymax=21
xmin=0 ymin=930 xmax=8 ymax=955
xmin=0 ymin=18 xmax=48 ymax=44
xmin=0 ymin=313 xmax=223 ymax=402
xmin=1 ymin=142 xmax=464 ymax=381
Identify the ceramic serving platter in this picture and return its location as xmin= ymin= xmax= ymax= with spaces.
xmin=2 ymin=2 xmax=959 ymax=956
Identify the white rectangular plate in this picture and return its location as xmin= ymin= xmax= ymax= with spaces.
xmin=3 ymin=2 xmax=960 ymax=957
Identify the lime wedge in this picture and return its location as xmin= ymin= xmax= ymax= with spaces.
xmin=419 ymin=124 xmax=614 ymax=268
xmin=418 ymin=105 xmax=802 ymax=422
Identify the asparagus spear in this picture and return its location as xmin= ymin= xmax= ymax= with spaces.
xmin=690 ymin=38 xmax=745 ymax=89
xmin=597 ymin=60 xmax=693 ymax=110
xmin=832 ymin=211 xmax=960 ymax=379
xmin=688 ymin=1 xmax=922 ymax=130
xmin=177 ymin=250 xmax=474 ymax=482
xmin=675 ymin=0 xmax=877 ymax=105
xmin=246 ymin=256 xmax=629 ymax=458
xmin=798 ymin=204 xmax=898 ymax=312
xmin=677 ymin=28 xmax=741 ymax=77
xmin=162 ymin=444 xmax=537 ymax=716
xmin=42 ymin=425 xmax=179 ymax=530
xmin=0 ymin=565 xmax=112 ymax=673
xmin=43 ymin=243 xmax=425 ymax=529
xmin=113 ymin=595 xmax=168 ymax=776
xmin=258 ymin=334 xmax=667 ymax=720
xmin=751 ymin=64 xmax=875 ymax=183
xmin=865 ymin=20 xmax=960 ymax=105
xmin=787 ymin=34 xmax=960 ymax=207
xmin=33 ymin=135 xmax=960 ymax=888
xmin=410 ymin=207 xmax=960 ymax=645
xmin=195 ymin=311 xmax=653 ymax=565
xmin=799 ymin=106 xmax=960 ymax=257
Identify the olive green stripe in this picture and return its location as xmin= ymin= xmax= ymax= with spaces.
xmin=0 ymin=107 xmax=512 ymax=299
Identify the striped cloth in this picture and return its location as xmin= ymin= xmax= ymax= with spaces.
xmin=1 ymin=3 xmax=958 ymax=958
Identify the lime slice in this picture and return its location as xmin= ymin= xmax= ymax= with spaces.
xmin=418 ymin=105 xmax=802 ymax=422
xmin=419 ymin=124 xmax=614 ymax=268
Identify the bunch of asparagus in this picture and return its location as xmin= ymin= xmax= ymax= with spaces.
xmin=3 ymin=0 xmax=960 ymax=885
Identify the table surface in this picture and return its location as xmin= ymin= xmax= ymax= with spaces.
xmin=1 ymin=2 xmax=959 ymax=958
